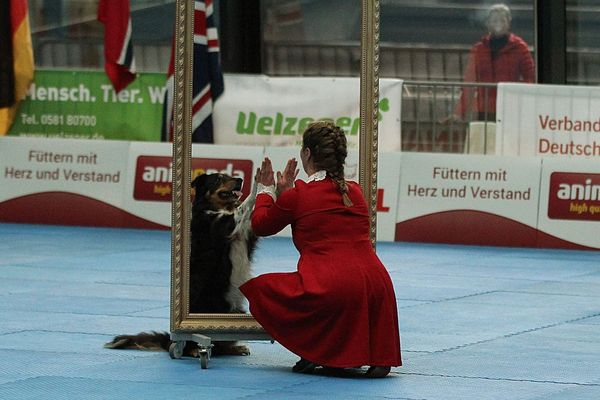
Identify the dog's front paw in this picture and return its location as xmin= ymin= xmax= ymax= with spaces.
xmin=229 ymin=344 xmax=251 ymax=356
xmin=212 ymin=341 xmax=251 ymax=356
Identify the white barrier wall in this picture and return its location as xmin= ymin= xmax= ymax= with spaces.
xmin=0 ymin=137 xmax=398 ymax=241
xmin=1 ymin=137 xmax=598 ymax=249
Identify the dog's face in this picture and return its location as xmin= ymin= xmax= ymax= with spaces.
xmin=191 ymin=173 xmax=243 ymax=211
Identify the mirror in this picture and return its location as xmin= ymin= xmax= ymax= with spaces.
xmin=169 ymin=0 xmax=380 ymax=339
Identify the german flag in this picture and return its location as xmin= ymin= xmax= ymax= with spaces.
xmin=0 ymin=0 xmax=34 ymax=135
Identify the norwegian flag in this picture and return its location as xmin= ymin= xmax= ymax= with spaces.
xmin=162 ymin=0 xmax=224 ymax=143
xmin=98 ymin=0 xmax=136 ymax=93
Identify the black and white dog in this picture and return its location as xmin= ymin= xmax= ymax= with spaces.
xmin=105 ymin=173 xmax=257 ymax=356
xmin=189 ymin=172 xmax=258 ymax=313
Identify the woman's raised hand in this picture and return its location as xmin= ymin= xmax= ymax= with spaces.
xmin=255 ymin=157 xmax=275 ymax=186
xmin=276 ymin=158 xmax=299 ymax=195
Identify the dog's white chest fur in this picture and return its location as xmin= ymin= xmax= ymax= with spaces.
xmin=227 ymin=232 xmax=253 ymax=312
xmin=216 ymin=184 xmax=257 ymax=312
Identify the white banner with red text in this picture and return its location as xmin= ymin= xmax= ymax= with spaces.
xmin=1 ymin=137 xmax=599 ymax=249
xmin=395 ymin=153 xmax=542 ymax=247
xmin=394 ymin=153 xmax=600 ymax=249
xmin=496 ymin=83 xmax=600 ymax=158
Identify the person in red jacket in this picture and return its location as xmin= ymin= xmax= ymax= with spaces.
xmin=455 ymin=3 xmax=535 ymax=120
xmin=240 ymin=121 xmax=402 ymax=378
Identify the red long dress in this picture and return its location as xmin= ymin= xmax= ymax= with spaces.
xmin=240 ymin=177 xmax=402 ymax=368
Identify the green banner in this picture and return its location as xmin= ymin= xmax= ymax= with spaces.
xmin=8 ymin=70 xmax=166 ymax=141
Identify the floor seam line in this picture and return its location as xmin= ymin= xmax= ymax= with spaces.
xmin=398 ymin=372 xmax=598 ymax=386
xmin=431 ymin=311 xmax=600 ymax=353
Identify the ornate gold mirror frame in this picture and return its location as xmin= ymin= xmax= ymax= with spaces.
xmin=170 ymin=0 xmax=380 ymax=341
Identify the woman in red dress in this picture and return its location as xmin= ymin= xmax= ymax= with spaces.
xmin=240 ymin=121 xmax=401 ymax=378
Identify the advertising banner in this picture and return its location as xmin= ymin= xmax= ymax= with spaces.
xmin=0 ymin=136 xmax=131 ymax=226
xmin=2 ymin=136 xmax=598 ymax=249
xmin=496 ymin=83 xmax=600 ymax=158
xmin=0 ymin=137 xmax=265 ymax=229
xmin=395 ymin=153 xmax=542 ymax=247
xmin=7 ymin=72 xmax=402 ymax=149
xmin=7 ymin=70 xmax=166 ymax=141
xmin=124 ymin=142 xmax=264 ymax=227
xmin=213 ymin=75 xmax=403 ymax=151
xmin=538 ymin=158 xmax=600 ymax=249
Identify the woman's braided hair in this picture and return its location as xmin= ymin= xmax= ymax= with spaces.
xmin=302 ymin=121 xmax=353 ymax=207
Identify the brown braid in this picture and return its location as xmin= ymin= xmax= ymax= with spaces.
xmin=302 ymin=121 xmax=353 ymax=207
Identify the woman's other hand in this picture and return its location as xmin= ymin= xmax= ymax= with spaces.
xmin=256 ymin=157 xmax=275 ymax=186
xmin=276 ymin=158 xmax=299 ymax=195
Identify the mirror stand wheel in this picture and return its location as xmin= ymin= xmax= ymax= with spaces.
xmin=169 ymin=341 xmax=185 ymax=359
xmin=199 ymin=349 xmax=210 ymax=369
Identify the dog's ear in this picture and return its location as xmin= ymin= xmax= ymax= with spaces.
xmin=191 ymin=174 xmax=210 ymax=197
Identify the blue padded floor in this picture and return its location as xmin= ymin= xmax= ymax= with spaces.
xmin=1 ymin=222 xmax=599 ymax=400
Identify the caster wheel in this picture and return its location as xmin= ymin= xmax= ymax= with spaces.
xmin=169 ymin=341 xmax=185 ymax=359
xmin=200 ymin=351 xmax=209 ymax=369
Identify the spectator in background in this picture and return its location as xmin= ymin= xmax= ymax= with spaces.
xmin=454 ymin=3 xmax=535 ymax=121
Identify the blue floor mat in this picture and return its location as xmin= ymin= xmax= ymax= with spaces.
xmin=1 ymin=223 xmax=599 ymax=400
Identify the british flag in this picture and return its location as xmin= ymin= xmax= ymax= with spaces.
xmin=162 ymin=0 xmax=224 ymax=143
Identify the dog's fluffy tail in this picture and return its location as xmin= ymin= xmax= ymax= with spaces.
xmin=104 ymin=331 xmax=171 ymax=351
xmin=104 ymin=332 xmax=251 ymax=357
